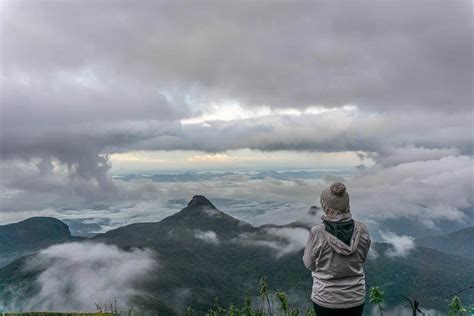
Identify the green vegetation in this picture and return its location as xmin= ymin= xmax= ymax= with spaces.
xmin=196 ymin=283 xmax=474 ymax=316
xmin=199 ymin=278 xmax=316 ymax=316
xmin=369 ymin=286 xmax=384 ymax=316
xmin=1 ymin=290 xmax=472 ymax=316
xmin=0 ymin=312 xmax=117 ymax=316
xmin=448 ymin=296 xmax=474 ymax=316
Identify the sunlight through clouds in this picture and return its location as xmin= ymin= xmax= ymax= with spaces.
xmin=180 ymin=102 xmax=356 ymax=125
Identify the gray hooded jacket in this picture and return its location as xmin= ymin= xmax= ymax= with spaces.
xmin=303 ymin=218 xmax=371 ymax=309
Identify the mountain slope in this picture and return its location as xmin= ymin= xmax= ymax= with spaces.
xmin=0 ymin=217 xmax=81 ymax=267
xmin=415 ymin=226 xmax=474 ymax=260
xmin=365 ymin=243 xmax=474 ymax=309
xmin=1 ymin=198 xmax=473 ymax=315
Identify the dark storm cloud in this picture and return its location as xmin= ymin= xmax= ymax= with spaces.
xmin=2 ymin=0 xmax=471 ymax=161
xmin=3 ymin=0 xmax=472 ymax=111
xmin=0 ymin=0 xmax=472 ymax=218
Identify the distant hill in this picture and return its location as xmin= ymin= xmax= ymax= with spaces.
xmin=1 ymin=198 xmax=473 ymax=315
xmin=415 ymin=226 xmax=474 ymax=260
xmin=0 ymin=217 xmax=82 ymax=267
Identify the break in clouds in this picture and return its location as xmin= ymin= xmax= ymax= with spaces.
xmin=1 ymin=0 xmax=473 ymax=237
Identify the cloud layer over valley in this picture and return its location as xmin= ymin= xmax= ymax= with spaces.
xmin=1 ymin=0 xmax=472 ymax=239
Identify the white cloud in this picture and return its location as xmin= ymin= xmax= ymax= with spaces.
xmin=235 ymin=227 xmax=309 ymax=257
xmin=349 ymin=155 xmax=473 ymax=224
xmin=379 ymin=231 xmax=415 ymax=258
xmin=194 ymin=230 xmax=219 ymax=244
xmin=2 ymin=154 xmax=472 ymax=238
xmin=264 ymin=227 xmax=309 ymax=253
xmin=8 ymin=243 xmax=156 ymax=312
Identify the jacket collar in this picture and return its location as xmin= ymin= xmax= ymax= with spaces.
xmin=321 ymin=212 xmax=352 ymax=222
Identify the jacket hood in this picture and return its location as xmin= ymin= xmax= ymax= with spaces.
xmin=324 ymin=219 xmax=354 ymax=246
xmin=325 ymin=220 xmax=362 ymax=255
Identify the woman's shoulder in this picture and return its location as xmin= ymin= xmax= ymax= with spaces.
xmin=310 ymin=223 xmax=326 ymax=235
xmin=353 ymin=220 xmax=371 ymax=241
xmin=353 ymin=220 xmax=369 ymax=232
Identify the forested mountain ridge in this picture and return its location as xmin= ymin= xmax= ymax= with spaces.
xmin=1 ymin=196 xmax=473 ymax=315
xmin=416 ymin=226 xmax=474 ymax=260
xmin=0 ymin=217 xmax=82 ymax=268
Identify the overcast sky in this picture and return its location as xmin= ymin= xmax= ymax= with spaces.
xmin=0 ymin=0 xmax=472 ymax=229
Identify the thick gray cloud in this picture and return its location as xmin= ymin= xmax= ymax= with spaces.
xmin=3 ymin=0 xmax=471 ymax=111
xmin=2 ymin=0 xmax=472 ymax=158
xmin=129 ymin=110 xmax=473 ymax=155
xmin=0 ymin=0 xmax=472 ymax=228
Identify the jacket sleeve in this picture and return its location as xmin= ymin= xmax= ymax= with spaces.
xmin=360 ymin=226 xmax=371 ymax=263
xmin=303 ymin=228 xmax=318 ymax=271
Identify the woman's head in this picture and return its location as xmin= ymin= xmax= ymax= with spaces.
xmin=320 ymin=182 xmax=350 ymax=218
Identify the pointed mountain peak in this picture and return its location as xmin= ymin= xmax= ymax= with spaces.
xmin=187 ymin=195 xmax=216 ymax=209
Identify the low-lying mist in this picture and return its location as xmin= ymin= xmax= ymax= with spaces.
xmin=4 ymin=242 xmax=156 ymax=312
